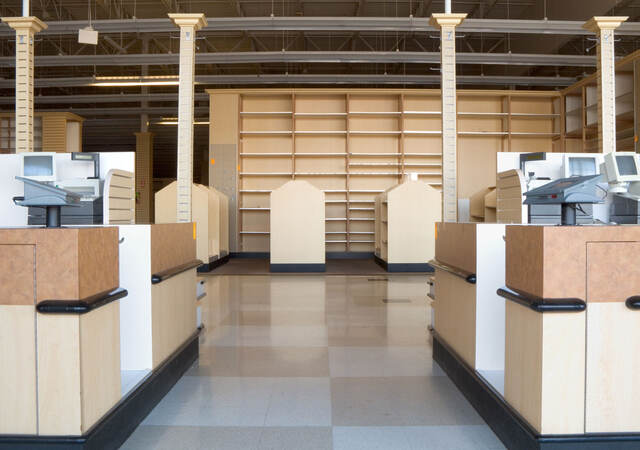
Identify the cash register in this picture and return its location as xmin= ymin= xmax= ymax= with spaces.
xmin=524 ymin=174 xmax=603 ymax=226
xmin=19 ymin=152 xmax=105 ymax=225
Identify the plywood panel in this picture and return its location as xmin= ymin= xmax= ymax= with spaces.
xmin=80 ymin=301 xmax=121 ymax=433
xmin=434 ymin=268 xmax=477 ymax=368
xmin=37 ymin=313 xmax=82 ymax=435
xmin=585 ymin=302 xmax=640 ymax=432
xmin=540 ymin=311 xmax=585 ymax=434
xmin=151 ymin=269 xmax=196 ymax=368
xmin=504 ymin=301 xmax=543 ymax=433
xmin=0 ymin=305 xmax=37 ymax=434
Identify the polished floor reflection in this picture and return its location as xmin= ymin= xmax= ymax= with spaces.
xmin=122 ymin=275 xmax=504 ymax=450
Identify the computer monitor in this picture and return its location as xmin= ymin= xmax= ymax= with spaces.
xmin=20 ymin=152 xmax=56 ymax=182
xmin=603 ymin=152 xmax=640 ymax=183
xmin=563 ymin=154 xmax=599 ymax=178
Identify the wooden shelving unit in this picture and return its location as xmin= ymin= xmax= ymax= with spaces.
xmin=561 ymin=50 xmax=639 ymax=153
xmin=210 ymin=88 xmax=562 ymax=252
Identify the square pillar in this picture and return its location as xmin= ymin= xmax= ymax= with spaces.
xmin=430 ymin=13 xmax=466 ymax=222
xmin=168 ymin=13 xmax=208 ymax=222
xmin=583 ymin=16 xmax=628 ymax=154
xmin=135 ymin=131 xmax=154 ymax=224
xmin=1 ymin=17 xmax=47 ymax=154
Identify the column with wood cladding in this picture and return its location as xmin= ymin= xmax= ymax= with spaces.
xmin=169 ymin=13 xmax=208 ymax=222
xmin=1 ymin=17 xmax=47 ymax=154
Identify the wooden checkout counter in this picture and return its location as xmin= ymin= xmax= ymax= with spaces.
xmin=0 ymin=223 xmax=200 ymax=450
xmin=432 ymin=222 xmax=640 ymax=450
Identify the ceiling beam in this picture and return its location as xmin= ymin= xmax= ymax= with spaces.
xmin=0 ymin=74 xmax=576 ymax=89
xmin=2 ymin=17 xmax=640 ymax=36
xmin=0 ymin=93 xmax=209 ymax=105
xmin=0 ymin=51 xmax=597 ymax=67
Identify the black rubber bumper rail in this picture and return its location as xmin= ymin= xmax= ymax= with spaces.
xmin=626 ymin=296 xmax=640 ymax=310
xmin=428 ymin=259 xmax=476 ymax=284
xmin=37 ymin=287 xmax=128 ymax=314
xmin=497 ymin=287 xmax=586 ymax=313
xmin=151 ymin=259 xmax=203 ymax=284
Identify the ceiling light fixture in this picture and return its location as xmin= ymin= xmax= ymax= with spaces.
xmin=89 ymin=75 xmax=183 ymax=87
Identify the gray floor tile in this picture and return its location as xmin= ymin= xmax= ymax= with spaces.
xmin=190 ymin=346 xmax=330 ymax=377
xmin=206 ymin=325 xmax=328 ymax=348
xmin=331 ymin=376 xmax=485 ymax=426
xmin=143 ymin=376 xmax=331 ymax=427
xmin=257 ymin=427 xmax=332 ymax=450
xmin=329 ymin=347 xmax=444 ymax=377
xmin=121 ymin=425 xmax=262 ymax=450
xmin=327 ymin=325 xmax=430 ymax=347
xmin=332 ymin=426 xmax=505 ymax=450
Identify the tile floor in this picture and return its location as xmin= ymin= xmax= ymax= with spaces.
xmin=122 ymin=275 xmax=505 ymax=450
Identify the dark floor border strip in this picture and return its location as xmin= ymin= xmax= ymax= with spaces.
xmin=269 ymin=263 xmax=326 ymax=273
xmin=0 ymin=330 xmax=199 ymax=450
xmin=432 ymin=333 xmax=640 ymax=450
xmin=152 ymin=259 xmax=203 ymax=284
xmin=497 ymin=287 xmax=586 ymax=313
xmin=36 ymin=288 xmax=128 ymax=314
xmin=197 ymin=254 xmax=230 ymax=273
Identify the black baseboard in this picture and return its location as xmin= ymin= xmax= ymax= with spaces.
xmin=374 ymin=255 xmax=434 ymax=273
xmin=0 ymin=332 xmax=199 ymax=450
xmin=197 ymin=254 xmax=230 ymax=272
xmin=230 ymin=252 xmax=269 ymax=259
xmin=433 ymin=333 xmax=640 ymax=450
xmin=269 ymin=263 xmax=326 ymax=273
xmin=231 ymin=252 xmax=376 ymax=260
xmin=326 ymin=252 xmax=375 ymax=259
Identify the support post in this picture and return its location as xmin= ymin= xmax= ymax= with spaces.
xmin=430 ymin=13 xmax=466 ymax=222
xmin=1 ymin=17 xmax=47 ymax=154
xmin=169 ymin=13 xmax=207 ymax=222
xmin=583 ymin=16 xmax=628 ymax=154
xmin=135 ymin=131 xmax=154 ymax=224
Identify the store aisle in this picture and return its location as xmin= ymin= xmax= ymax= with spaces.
xmin=122 ymin=275 xmax=504 ymax=450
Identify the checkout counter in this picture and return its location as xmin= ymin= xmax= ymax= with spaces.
xmin=432 ymin=223 xmax=640 ymax=449
xmin=0 ymin=222 xmax=200 ymax=449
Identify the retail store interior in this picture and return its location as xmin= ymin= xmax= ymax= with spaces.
xmin=3 ymin=1 xmax=640 ymax=449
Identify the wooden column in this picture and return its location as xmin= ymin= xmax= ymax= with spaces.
xmin=430 ymin=13 xmax=466 ymax=222
xmin=135 ymin=131 xmax=154 ymax=224
xmin=583 ymin=16 xmax=628 ymax=154
xmin=169 ymin=13 xmax=207 ymax=222
xmin=1 ymin=17 xmax=47 ymax=154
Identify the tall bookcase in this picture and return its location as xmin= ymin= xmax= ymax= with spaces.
xmin=209 ymin=88 xmax=561 ymax=253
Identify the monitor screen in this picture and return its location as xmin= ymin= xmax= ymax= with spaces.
xmin=23 ymin=155 xmax=54 ymax=177
xmin=616 ymin=155 xmax=638 ymax=176
xmin=568 ymin=157 xmax=597 ymax=176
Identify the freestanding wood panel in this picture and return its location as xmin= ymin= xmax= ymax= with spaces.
xmin=270 ymin=180 xmax=325 ymax=270
xmin=156 ymin=182 xmax=225 ymax=264
xmin=376 ymin=180 xmax=441 ymax=270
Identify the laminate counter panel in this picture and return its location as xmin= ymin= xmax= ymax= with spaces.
xmin=0 ymin=244 xmax=34 ymax=305
xmin=150 ymin=223 xmax=197 ymax=274
xmin=0 ymin=228 xmax=118 ymax=303
xmin=434 ymin=222 xmax=476 ymax=274
xmin=506 ymin=226 xmax=640 ymax=300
